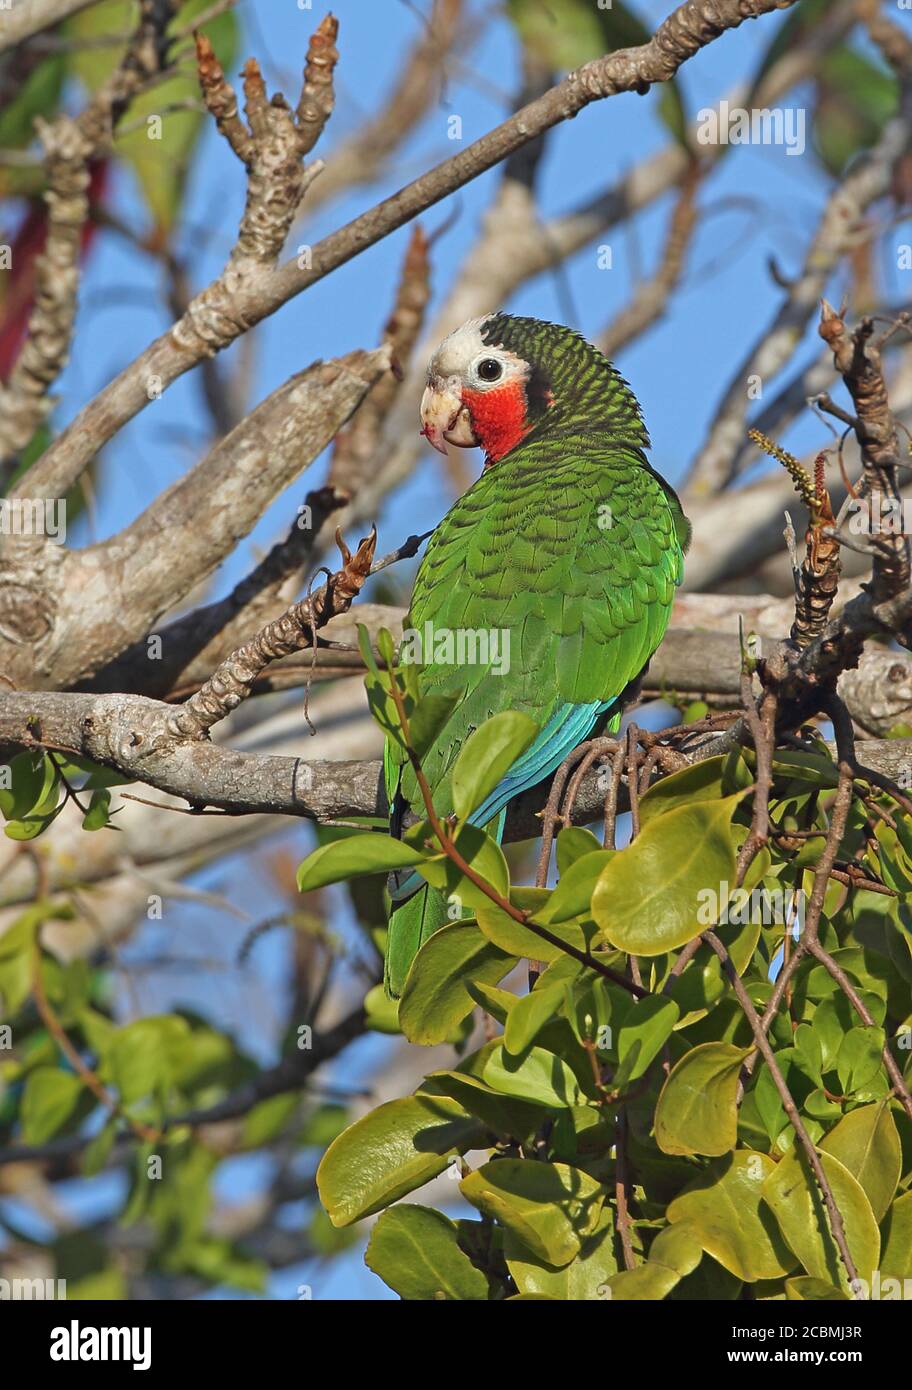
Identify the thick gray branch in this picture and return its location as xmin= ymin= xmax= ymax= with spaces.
xmin=0 ymin=0 xmax=102 ymax=53
xmin=0 ymin=347 xmax=391 ymax=691
xmin=0 ymin=685 xmax=908 ymax=841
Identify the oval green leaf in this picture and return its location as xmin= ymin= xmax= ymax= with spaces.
xmin=819 ymin=1101 xmax=901 ymax=1223
xmin=761 ymin=1146 xmax=880 ymax=1295
xmin=483 ymin=1042 xmax=586 ymax=1109
xmin=364 ymin=1206 xmax=489 ymax=1300
xmin=450 ymin=712 xmax=539 ymax=821
xmin=654 ymin=1042 xmax=749 ymax=1156
xmin=297 ymin=833 xmax=425 ymax=892
xmin=399 ymin=921 xmax=517 ymax=1045
xmin=317 ymin=1095 xmax=486 ymax=1227
xmin=591 ymin=795 xmax=745 ymax=955
xmin=667 ymin=1151 xmax=797 ymax=1281
xmin=617 ymin=995 xmax=680 ymax=1083
xmin=461 ymin=1159 xmax=604 ymax=1266
xmin=538 ymin=851 xmax=615 ymax=925
xmin=503 ymin=984 xmax=565 ymax=1056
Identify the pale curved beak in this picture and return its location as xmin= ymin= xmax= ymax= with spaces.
xmin=420 ymin=379 xmax=478 ymax=454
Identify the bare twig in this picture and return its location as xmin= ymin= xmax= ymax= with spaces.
xmin=166 ymin=529 xmax=377 ymax=741
xmin=599 ymin=162 xmax=701 ymax=359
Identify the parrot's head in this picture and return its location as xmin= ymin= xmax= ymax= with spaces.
xmin=419 ymin=312 xmax=649 ymax=464
xmin=419 ymin=313 xmax=542 ymax=464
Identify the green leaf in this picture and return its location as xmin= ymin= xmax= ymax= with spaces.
xmin=399 ymin=920 xmax=517 ymax=1045
xmin=297 ymin=1101 xmax=349 ymax=1150
xmin=364 ymin=983 xmax=402 ymax=1035
xmin=667 ymin=1151 xmax=797 ymax=1281
xmin=637 ymin=756 xmax=726 ymax=828
xmin=464 ymin=979 xmax=517 ymax=1024
xmin=365 ymin=670 xmax=406 ymax=747
xmin=21 ymin=1067 xmax=85 ymax=1144
xmin=591 ymin=794 xmax=745 ymax=955
xmin=0 ymin=910 xmax=38 ymax=962
xmin=505 ymin=0 xmax=687 ymax=144
xmin=365 ymin=1205 xmax=490 ymax=1300
xmin=556 ymin=826 xmax=603 ymax=874
xmin=376 ymin=627 xmax=397 ymax=670
xmin=654 ymin=1042 xmax=749 ymax=1156
xmin=81 ymin=787 xmax=112 ymax=832
xmin=563 ymin=975 xmax=628 ymax=1051
xmin=0 ymin=944 xmax=32 ymax=1015
xmin=604 ymin=1223 xmax=703 ymax=1301
xmin=0 ymin=54 xmax=66 ymax=159
xmin=813 ymin=45 xmax=898 ymax=179
xmin=505 ymin=1207 xmax=617 ymax=1298
xmin=357 ymin=623 xmax=380 ymax=674
xmin=482 ymin=1042 xmax=586 ymax=1109
xmin=603 ymin=1262 xmax=680 ymax=1301
xmin=408 ymin=692 xmax=463 ymax=762
xmin=317 ymin=1095 xmax=486 ymax=1227
xmin=416 ymin=824 xmax=511 ymax=916
xmin=81 ymin=1116 xmax=119 ymax=1177
xmin=107 ymin=1015 xmax=189 ymax=1105
xmin=761 ymin=1146 xmax=880 ymax=1295
xmin=803 ymin=1089 xmax=842 ymax=1124
xmin=880 ymin=1191 xmax=912 ymax=1281
xmin=819 ymin=1102 xmax=901 ymax=1223
xmin=836 ymin=1026 xmax=885 ymax=1095
xmin=769 ymin=749 xmax=840 ymax=788
xmin=241 ymin=1094 xmax=299 ymax=1149
xmin=503 ymin=984 xmax=565 ymax=1056
xmin=811 ymin=995 xmax=857 ymax=1073
xmin=785 ymin=1276 xmax=849 ymax=1301
xmin=476 ymin=888 xmax=598 ymax=961
xmin=420 ymin=1064 xmax=544 ymax=1142
xmin=666 ymin=915 xmax=761 ymax=1025
xmin=5 ymin=818 xmax=54 ymax=842
xmin=648 ymin=1222 xmax=705 ymax=1277
xmin=616 ymin=995 xmax=679 ymax=1083
xmin=538 ymin=850 xmax=614 ymax=925
xmin=297 ymin=833 xmax=425 ymax=892
xmin=0 ymin=751 xmax=58 ymax=821
xmin=794 ymin=1023 xmax=824 ymax=1086
xmin=460 ymin=1159 xmax=604 ymax=1266
xmin=0 ymin=905 xmax=74 ymax=1015
xmin=450 ymin=712 xmax=539 ymax=821
xmin=753 ymin=1049 xmax=803 ymax=1144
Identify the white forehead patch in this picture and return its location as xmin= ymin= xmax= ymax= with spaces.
xmin=428 ymin=316 xmax=491 ymax=380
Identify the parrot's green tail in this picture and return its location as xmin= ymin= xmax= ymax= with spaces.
xmin=384 ymin=882 xmax=450 ymax=1000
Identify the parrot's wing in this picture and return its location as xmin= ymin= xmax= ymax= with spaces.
xmin=395 ymin=439 xmax=685 ymax=821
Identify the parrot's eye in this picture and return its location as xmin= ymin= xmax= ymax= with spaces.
xmin=476 ymin=357 xmax=503 ymax=382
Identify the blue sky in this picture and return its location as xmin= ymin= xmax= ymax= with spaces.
xmin=11 ymin=0 xmax=912 ymax=1300
xmin=61 ymin=0 xmax=904 ymax=571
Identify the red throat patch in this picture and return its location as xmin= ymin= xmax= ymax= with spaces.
xmin=461 ymin=379 xmax=530 ymax=463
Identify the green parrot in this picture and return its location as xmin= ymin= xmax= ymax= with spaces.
xmin=383 ymin=313 xmax=689 ymax=997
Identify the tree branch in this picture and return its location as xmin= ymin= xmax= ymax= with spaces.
xmin=0 ymin=346 xmax=391 ymax=690
xmin=687 ymin=94 xmax=912 ymax=495
xmin=1 ymin=683 xmax=908 ymax=837
xmin=12 ymin=0 xmax=797 ymax=506
xmin=0 ymin=0 xmax=114 ymax=55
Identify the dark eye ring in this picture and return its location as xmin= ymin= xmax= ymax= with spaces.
xmin=476 ymin=357 xmax=503 ymax=382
